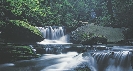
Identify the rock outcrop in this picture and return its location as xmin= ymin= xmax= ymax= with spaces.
xmin=0 ymin=20 xmax=44 ymax=43
xmin=70 ymin=23 xmax=124 ymax=44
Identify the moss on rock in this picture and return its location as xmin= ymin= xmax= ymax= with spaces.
xmin=0 ymin=45 xmax=40 ymax=63
xmin=71 ymin=23 xmax=124 ymax=44
xmin=0 ymin=20 xmax=44 ymax=43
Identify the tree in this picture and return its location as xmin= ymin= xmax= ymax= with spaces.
xmin=1 ymin=0 xmax=133 ymax=28
xmin=1 ymin=0 xmax=52 ymax=26
xmin=112 ymin=0 xmax=133 ymax=27
xmin=96 ymin=0 xmax=133 ymax=27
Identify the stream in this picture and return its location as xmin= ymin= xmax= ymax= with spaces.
xmin=0 ymin=26 xmax=133 ymax=71
xmin=0 ymin=45 xmax=133 ymax=71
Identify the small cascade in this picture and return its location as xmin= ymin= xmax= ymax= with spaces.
xmin=37 ymin=26 xmax=64 ymax=40
xmin=35 ymin=45 xmax=68 ymax=54
xmin=91 ymin=51 xmax=132 ymax=71
xmin=36 ymin=26 xmax=71 ymax=44
xmin=43 ymin=47 xmax=64 ymax=54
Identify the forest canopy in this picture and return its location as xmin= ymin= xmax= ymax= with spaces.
xmin=0 ymin=0 xmax=133 ymax=28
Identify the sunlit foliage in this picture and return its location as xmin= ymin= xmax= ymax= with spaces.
xmin=1 ymin=0 xmax=133 ymax=28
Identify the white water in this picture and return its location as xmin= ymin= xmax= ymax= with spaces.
xmin=0 ymin=52 xmax=86 ymax=71
xmin=0 ymin=50 xmax=133 ymax=71
xmin=38 ymin=35 xmax=72 ymax=44
xmin=36 ymin=26 xmax=72 ymax=44
xmin=91 ymin=51 xmax=133 ymax=71
xmin=40 ymin=52 xmax=84 ymax=71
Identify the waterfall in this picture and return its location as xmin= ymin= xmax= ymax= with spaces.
xmin=36 ymin=26 xmax=71 ymax=44
xmin=37 ymin=26 xmax=64 ymax=40
xmin=90 ymin=51 xmax=133 ymax=71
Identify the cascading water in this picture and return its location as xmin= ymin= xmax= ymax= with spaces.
xmin=36 ymin=26 xmax=72 ymax=54
xmin=39 ymin=26 xmax=64 ymax=40
xmin=90 ymin=51 xmax=133 ymax=71
xmin=36 ymin=26 xmax=71 ymax=44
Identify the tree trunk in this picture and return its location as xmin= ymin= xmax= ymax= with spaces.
xmin=106 ymin=0 xmax=113 ymax=17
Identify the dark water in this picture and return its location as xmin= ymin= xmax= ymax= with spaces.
xmin=0 ymin=45 xmax=133 ymax=71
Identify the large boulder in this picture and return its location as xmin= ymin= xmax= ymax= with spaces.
xmin=0 ymin=20 xmax=44 ymax=43
xmin=70 ymin=23 xmax=124 ymax=44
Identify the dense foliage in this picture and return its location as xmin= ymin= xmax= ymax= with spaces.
xmin=1 ymin=0 xmax=133 ymax=27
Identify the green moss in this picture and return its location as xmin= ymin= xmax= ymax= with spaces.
xmin=0 ymin=45 xmax=40 ymax=60
xmin=0 ymin=20 xmax=44 ymax=43
xmin=14 ymin=46 xmax=34 ymax=54
xmin=9 ymin=20 xmax=42 ymax=37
